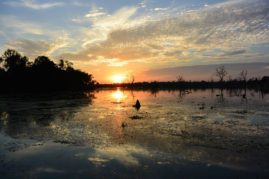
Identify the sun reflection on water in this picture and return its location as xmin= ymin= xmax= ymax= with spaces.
xmin=112 ymin=88 xmax=126 ymax=103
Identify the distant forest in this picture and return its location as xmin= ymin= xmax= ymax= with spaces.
xmin=0 ymin=49 xmax=268 ymax=93
xmin=100 ymin=78 xmax=269 ymax=93
xmin=99 ymin=66 xmax=269 ymax=93
xmin=0 ymin=49 xmax=95 ymax=92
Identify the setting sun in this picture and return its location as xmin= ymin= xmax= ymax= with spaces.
xmin=112 ymin=75 xmax=125 ymax=83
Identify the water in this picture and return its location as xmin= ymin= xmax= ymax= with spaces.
xmin=0 ymin=89 xmax=269 ymax=178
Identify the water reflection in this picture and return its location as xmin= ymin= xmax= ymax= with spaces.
xmin=0 ymin=91 xmax=95 ymax=141
xmin=111 ymin=88 xmax=126 ymax=103
xmin=89 ymin=144 xmax=150 ymax=166
xmin=0 ymin=89 xmax=269 ymax=178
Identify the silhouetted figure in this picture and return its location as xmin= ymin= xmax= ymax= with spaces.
xmin=133 ymin=99 xmax=141 ymax=110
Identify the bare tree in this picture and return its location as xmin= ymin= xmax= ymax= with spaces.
xmin=215 ymin=66 xmax=228 ymax=82
xmin=239 ymin=70 xmax=248 ymax=82
xmin=177 ymin=74 xmax=184 ymax=82
xmin=130 ymin=75 xmax=135 ymax=85
xmin=126 ymin=74 xmax=135 ymax=84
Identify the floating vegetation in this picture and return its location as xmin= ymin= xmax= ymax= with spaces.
xmin=129 ymin=115 xmax=143 ymax=120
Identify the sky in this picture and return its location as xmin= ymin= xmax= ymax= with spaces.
xmin=0 ymin=0 xmax=269 ymax=83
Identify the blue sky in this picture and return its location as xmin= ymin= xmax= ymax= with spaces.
xmin=0 ymin=0 xmax=269 ymax=82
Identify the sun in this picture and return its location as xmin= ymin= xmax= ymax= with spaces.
xmin=112 ymin=75 xmax=125 ymax=83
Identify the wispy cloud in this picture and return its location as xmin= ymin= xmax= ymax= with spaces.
xmin=0 ymin=15 xmax=44 ymax=35
xmin=5 ymin=38 xmax=69 ymax=60
xmin=85 ymin=8 xmax=107 ymax=18
xmin=221 ymin=50 xmax=247 ymax=56
xmin=61 ymin=0 xmax=269 ymax=66
xmin=2 ymin=0 xmax=269 ymax=71
xmin=154 ymin=8 xmax=168 ymax=11
xmin=0 ymin=15 xmax=73 ymax=56
xmin=139 ymin=1 xmax=146 ymax=8
xmin=3 ymin=0 xmax=64 ymax=10
xmin=81 ymin=6 xmax=139 ymax=47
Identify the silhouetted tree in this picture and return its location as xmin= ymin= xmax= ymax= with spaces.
xmin=239 ymin=70 xmax=248 ymax=82
xmin=58 ymin=59 xmax=65 ymax=70
xmin=58 ymin=59 xmax=73 ymax=70
xmin=125 ymin=74 xmax=135 ymax=85
xmin=261 ymin=76 xmax=269 ymax=92
xmin=0 ymin=49 xmax=95 ymax=92
xmin=177 ymin=74 xmax=184 ymax=82
xmin=0 ymin=67 xmax=5 ymax=75
xmin=130 ymin=75 xmax=135 ymax=84
xmin=2 ymin=49 xmax=28 ymax=72
xmin=33 ymin=56 xmax=56 ymax=70
xmin=0 ymin=57 xmax=3 ymax=73
xmin=215 ymin=66 xmax=227 ymax=82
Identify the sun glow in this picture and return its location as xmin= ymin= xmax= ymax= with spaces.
xmin=112 ymin=88 xmax=126 ymax=103
xmin=112 ymin=75 xmax=125 ymax=83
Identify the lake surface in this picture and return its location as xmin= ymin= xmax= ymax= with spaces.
xmin=0 ymin=89 xmax=269 ymax=178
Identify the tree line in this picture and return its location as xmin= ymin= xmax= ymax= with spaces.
xmin=0 ymin=49 xmax=95 ymax=92
xmin=99 ymin=65 xmax=269 ymax=93
xmin=0 ymin=49 xmax=268 ymax=92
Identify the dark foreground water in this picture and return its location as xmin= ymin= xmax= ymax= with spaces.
xmin=0 ymin=89 xmax=269 ymax=178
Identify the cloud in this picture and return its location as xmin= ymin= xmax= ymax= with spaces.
xmin=154 ymin=8 xmax=168 ymax=11
xmin=72 ymin=7 xmax=107 ymax=23
xmin=112 ymin=0 xmax=269 ymax=48
xmin=221 ymin=50 xmax=247 ymax=56
xmin=81 ymin=6 xmax=139 ymax=48
xmin=61 ymin=6 xmax=156 ymax=63
xmin=22 ymin=0 xmax=63 ymax=9
xmin=5 ymin=38 xmax=68 ymax=60
xmin=3 ymin=0 xmax=64 ymax=9
xmin=61 ymin=41 xmax=156 ymax=63
xmin=164 ymin=50 xmax=183 ymax=57
xmin=0 ymin=15 xmax=73 ymax=55
xmin=85 ymin=9 xmax=107 ymax=18
xmin=0 ymin=15 xmax=44 ymax=35
xmin=2 ymin=0 xmax=268 ymax=70
xmin=85 ymin=12 xmax=106 ymax=18
xmin=139 ymin=1 xmax=146 ymax=8
xmin=60 ymin=0 xmax=269 ymax=66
